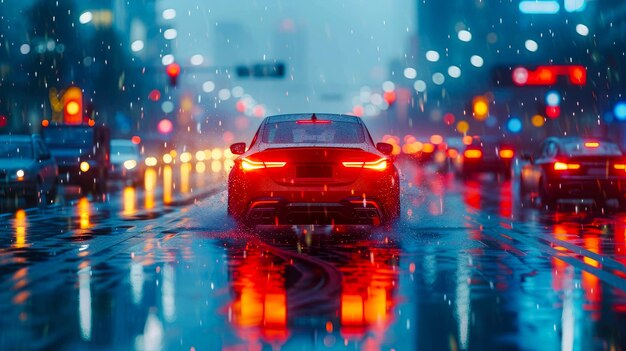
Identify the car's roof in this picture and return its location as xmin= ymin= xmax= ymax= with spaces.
xmin=264 ymin=113 xmax=362 ymax=124
xmin=0 ymin=134 xmax=35 ymax=143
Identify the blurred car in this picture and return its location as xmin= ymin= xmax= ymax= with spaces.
xmin=41 ymin=123 xmax=110 ymax=193
xmin=227 ymin=113 xmax=400 ymax=226
xmin=520 ymin=137 xmax=626 ymax=207
xmin=110 ymin=139 xmax=143 ymax=185
xmin=0 ymin=134 xmax=58 ymax=206
xmin=458 ymin=136 xmax=515 ymax=179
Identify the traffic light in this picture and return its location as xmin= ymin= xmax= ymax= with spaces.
xmin=166 ymin=63 xmax=181 ymax=87
xmin=62 ymin=86 xmax=83 ymax=125
xmin=472 ymin=96 xmax=489 ymax=121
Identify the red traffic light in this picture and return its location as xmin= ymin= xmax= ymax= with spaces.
xmin=166 ymin=63 xmax=181 ymax=86
xmin=62 ymin=86 xmax=83 ymax=125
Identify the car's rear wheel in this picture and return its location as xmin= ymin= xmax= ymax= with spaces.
xmin=539 ymin=178 xmax=556 ymax=208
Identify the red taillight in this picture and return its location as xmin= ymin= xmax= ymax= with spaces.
xmin=241 ymin=158 xmax=286 ymax=171
xmin=584 ymin=142 xmax=600 ymax=148
xmin=342 ymin=158 xmax=388 ymax=171
xmin=614 ymin=164 xmax=626 ymax=171
xmin=464 ymin=149 xmax=482 ymax=159
xmin=499 ymin=149 xmax=514 ymax=159
xmin=296 ymin=120 xmax=331 ymax=124
xmin=554 ymin=162 xmax=580 ymax=171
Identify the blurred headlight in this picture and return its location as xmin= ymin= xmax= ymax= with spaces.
xmin=123 ymin=160 xmax=137 ymax=170
xmin=16 ymin=169 xmax=25 ymax=178
xmin=145 ymin=157 xmax=158 ymax=167
xmin=163 ymin=154 xmax=173 ymax=164
xmin=80 ymin=161 xmax=90 ymax=172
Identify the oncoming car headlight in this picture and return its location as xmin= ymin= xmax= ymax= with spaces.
xmin=80 ymin=161 xmax=91 ymax=173
xmin=123 ymin=160 xmax=137 ymax=170
xmin=10 ymin=169 xmax=26 ymax=181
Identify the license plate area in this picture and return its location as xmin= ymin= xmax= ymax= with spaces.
xmin=587 ymin=168 xmax=608 ymax=176
xmin=296 ymin=165 xmax=332 ymax=178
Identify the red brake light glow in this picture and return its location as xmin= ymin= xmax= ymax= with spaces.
xmin=584 ymin=142 xmax=600 ymax=148
xmin=499 ymin=149 xmax=514 ymax=159
xmin=342 ymin=158 xmax=388 ymax=171
xmin=464 ymin=149 xmax=482 ymax=159
xmin=241 ymin=158 xmax=286 ymax=171
xmin=554 ymin=162 xmax=580 ymax=170
xmin=296 ymin=120 xmax=331 ymax=124
xmin=614 ymin=164 xmax=626 ymax=170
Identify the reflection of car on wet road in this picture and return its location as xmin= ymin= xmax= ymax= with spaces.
xmin=110 ymin=139 xmax=143 ymax=185
xmin=520 ymin=137 xmax=626 ymax=207
xmin=459 ymin=136 xmax=515 ymax=179
xmin=0 ymin=134 xmax=58 ymax=206
xmin=41 ymin=124 xmax=111 ymax=193
xmin=227 ymin=113 xmax=400 ymax=226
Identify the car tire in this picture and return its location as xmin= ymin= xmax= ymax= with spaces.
xmin=539 ymin=178 xmax=556 ymax=208
xmin=47 ymin=180 xmax=58 ymax=204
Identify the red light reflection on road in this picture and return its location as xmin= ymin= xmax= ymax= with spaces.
xmin=499 ymin=180 xmax=512 ymax=218
xmin=582 ymin=236 xmax=602 ymax=320
xmin=228 ymin=245 xmax=288 ymax=346
xmin=463 ymin=180 xmax=481 ymax=212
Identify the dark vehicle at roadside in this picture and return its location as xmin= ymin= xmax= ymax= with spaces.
xmin=0 ymin=134 xmax=58 ymax=206
xmin=110 ymin=139 xmax=143 ymax=186
xmin=520 ymin=137 xmax=626 ymax=207
xmin=227 ymin=113 xmax=400 ymax=226
xmin=41 ymin=124 xmax=110 ymax=193
xmin=459 ymin=136 xmax=515 ymax=179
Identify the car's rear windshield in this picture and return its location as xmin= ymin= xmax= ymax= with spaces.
xmin=0 ymin=141 xmax=33 ymax=159
xmin=42 ymin=127 xmax=94 ymax=147
xmin=262 ymin=121 xmax=365 ymax=144
xmin=562 ymin=141 xmax=623 ymax=156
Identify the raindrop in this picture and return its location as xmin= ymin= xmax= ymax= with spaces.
xmin=202 ymin=81 xmax=215 ymax=93
xmin=19 ymin=44 xmax=30 ymax=55
xmin=414 ymin=80 xmax=427 ymax=92
xmin=403 ymin=67 xmax=417 ymax=79
xmin=161 ymin=54 xmax=175 ymax=65
xmin=218 ymin=89 xmax=231 ymax=101
xmin=190 ymin=54 xmax=204 ymax=66
xmin=162 ymin=9 xmax=176 ymax=20
xmin=425 ymin=50 xmax=440 ymax=62
xmin=458 ymin=30 xmax=472 ymax=42
xmin=164 ymin=29 xmax=177 ymax=40
xmin=448 ymin=66 xmax=461 ymax=78
xmin=525 ymin=39 xmax=538 ymax=52
xmin=470 ymin=55 xmax=484 ymax=67
xmin=432 ymin=73 xmax=445 ymax=85
xmin=576 ymin=24 xmax=589 ymax=36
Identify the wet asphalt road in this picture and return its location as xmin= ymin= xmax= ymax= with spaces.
xmin=1 ymin=160 xmax=626 ymax=350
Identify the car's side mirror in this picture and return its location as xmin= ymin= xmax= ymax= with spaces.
xmin=376 ymin=142 xmax=394 ymax=155
xmin=230 ymin=142 xmax=246 ymax=155
xmin=38 ymin=153 xmax=51 ymax=161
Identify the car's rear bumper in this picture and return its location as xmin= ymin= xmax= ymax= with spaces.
xmin=0 ymin=180 xmax=37 ymax=197
xmin=244 ymin=197 xmax=385 ymax=225
xmin=463 ymin=159 xmax=511 ymax=173
xmin=58 ymin=165 xmax=100 ymax=185
xmin=547 ymin=177 xmax=626 ymax=199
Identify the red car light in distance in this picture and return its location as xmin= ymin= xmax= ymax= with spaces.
xmin=296 ymin=120 xmax=331 ymax=124
xmin=512 ymin=65 xmax=587 ymax=86
xmin=241 ymin=158 xmax=286 ymax=171
xmin=584 ymin=141 xmax=600 ymax=148
xmin=614 ymin=164 xmax=626 ymax=171
xmin=464 ymin=149 xmax=482 ymax=159
xmin=499 ymin=149 xmax=514 ymax=159
xmin=342 ymin=158 xmax=388 ymax=171
xmin=554 ymin=162 xmax=580 ymax=171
